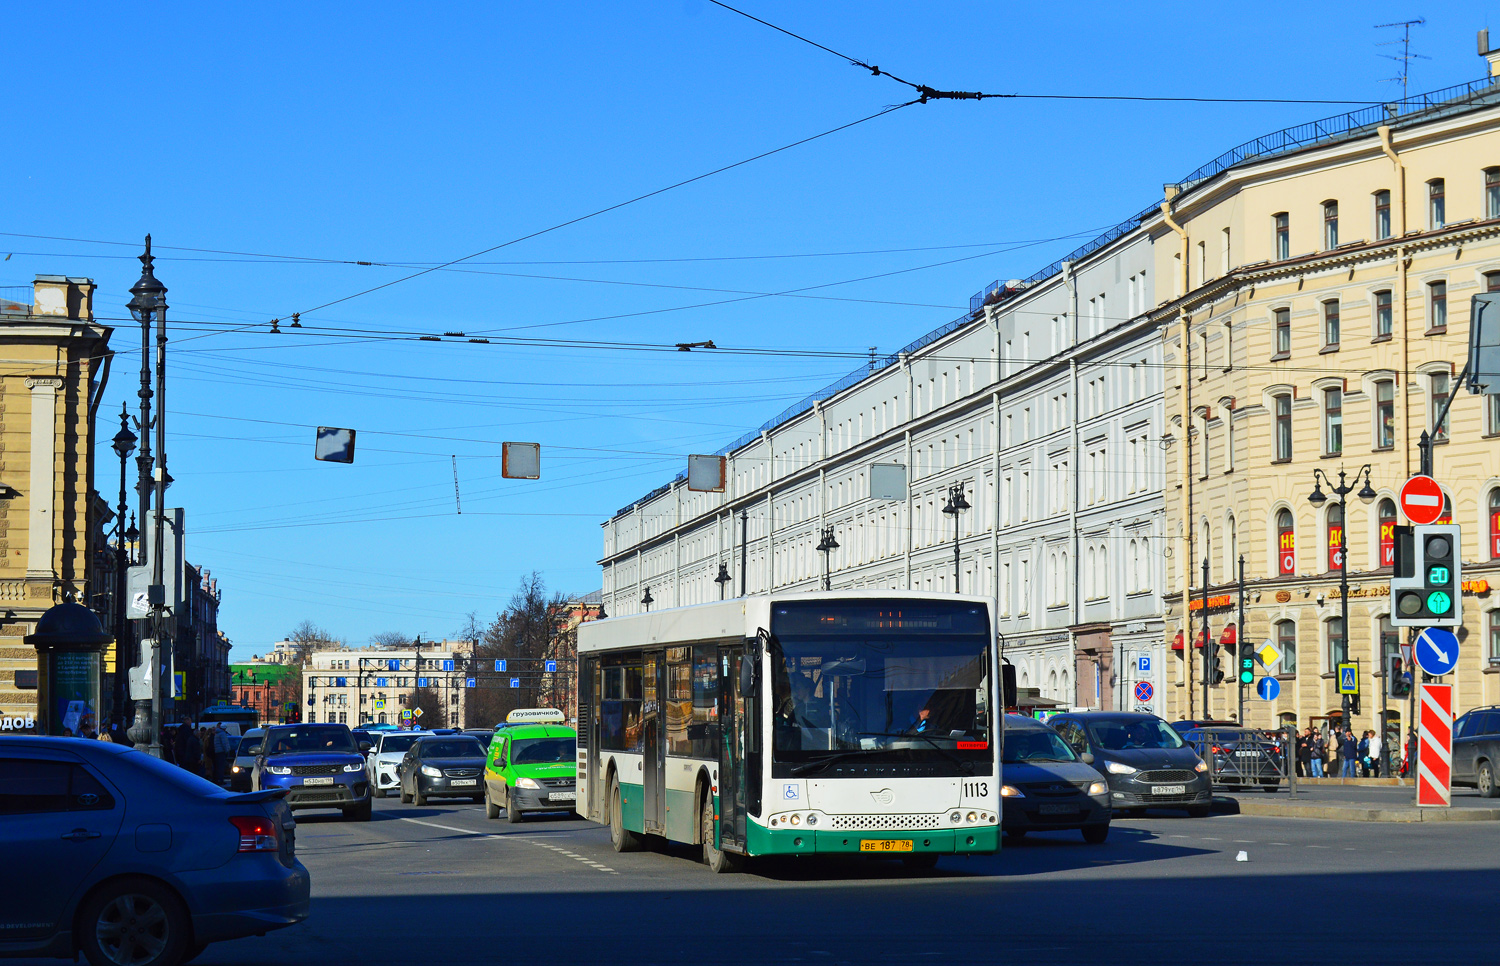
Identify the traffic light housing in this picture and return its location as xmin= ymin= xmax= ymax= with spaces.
xmin=1388 ymin=655 xmax=1413 ymax=699
xmin=1390 ymin=523 xmax=1462 ymax=627
xmin=1238 ymin=642 xmax=1256 ymax=685
xmin=1209 ymin=652 xmax=1225 ymax=686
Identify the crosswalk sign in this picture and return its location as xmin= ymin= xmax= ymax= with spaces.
xmin=1337 ymin=663 xmax=1359 ymax=695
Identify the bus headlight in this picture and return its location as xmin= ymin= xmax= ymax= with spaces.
xmin=788 ymin=813 xmax=801 ymax=826
xmin=804 ymin=813 xmax=818 ymax=827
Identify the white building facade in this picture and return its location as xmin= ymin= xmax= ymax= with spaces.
xmin=600 ymin=218 xmax=1170 ymax=712
xmin=304 ymin=642 xmax=474 ymax=727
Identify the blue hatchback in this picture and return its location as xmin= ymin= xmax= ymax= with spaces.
xmin=253 ymin=724 xmax=371 ymax=821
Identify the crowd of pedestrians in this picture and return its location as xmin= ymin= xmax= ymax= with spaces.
xmin=157 ymin=718 xmax=235 ymax=783
xmin=1294 ymin=725 xmax=1401 ymax=778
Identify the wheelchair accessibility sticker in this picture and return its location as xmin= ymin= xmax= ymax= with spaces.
xmin=783 ymin=783 xmax=799 ymax=800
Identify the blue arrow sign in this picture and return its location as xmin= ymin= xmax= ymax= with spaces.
xmin=1415 ymin=627 xmax=1459 ymax=676
xmin=443 ymin=659 xmax=454 ymax=672
xmin=388 ymin=659 xmax=400 ymax=671
xmin=545 ymin=660 xmax=558 ymax=674
xmin=509 ymin=678 xmax=520 ymax=689
xmin=494 ymin=659 xmax=507 ymax=673
xmin=1256 ymin=676 xmax=1281 ymax=701
xmin=418 ymin=677 xmax=428 ymax=688
xmin=465 ymin=677 xmax=476 ymax=688
xmin=376 ymin=677 xmax=387 ymax=687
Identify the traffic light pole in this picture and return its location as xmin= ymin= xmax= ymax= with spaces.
xmin=1237 ymin=554 xmax=1246 ymax=726
xmin=1201 ymin=557 xmax=1210 ymax=720
xmin=1417 ymin=357 xmax=1471 ymax=477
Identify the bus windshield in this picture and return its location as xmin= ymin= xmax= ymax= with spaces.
xmin=770 ymin=600 xmax=992 ymax=774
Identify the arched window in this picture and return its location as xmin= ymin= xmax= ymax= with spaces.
xmin=1226 ymin=513 xmax=1238 ymax=578
xmin=1490 ymin=489 xmax=1500 ymax=560
xmin=1277 ymin=619 xmax=1297 ymax=674
xmin=1378 ymin=499 xmax=1397 ymax=568
xmin=1127 ymin=539 xmax=1139 ymax=591
xmin=1085 ymin=546 xmax=1096 ymax=598
xmin=1277 ymin=508 xmax=1296 ymax=575
xmin=1048 ymin=669 xmax=1059 ymax=698
xmin=1327 ymin=503 xmax=1345 ymax=572
xmin=1060 ymin=670 xmax=1071 ymax=703
xmin=1098 ymin=544 xmax=1109 ymax=596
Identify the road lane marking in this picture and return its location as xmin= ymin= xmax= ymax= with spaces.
xmin=400 ymin=818 xmax=503 ymax=838
xmin=399 ymin=817 xmax=618 ymax=874
xmin=531 ymin=840 xmax=616 ymax=874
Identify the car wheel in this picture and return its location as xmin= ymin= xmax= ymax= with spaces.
xmin=1081 ymin=824 xmax=1110 ymax=844
xmin=901 ymin=853 xmax=940 ymax=870
xmin=1187 ymin=805 xmax=1211 ymax=818
xmin=77 ymin=877 xmax=190 ymax=966
xmin=1479 ymin=761 xmax=1498 ymax=799
xmin=344 ymin=800 xmax=372 ymax=822
xmin=400 ymin=780 xmax=412 ymax=804
xmin=414 ymin=785 xmax=428 ymax=807
xmin=484 ymin=786 xmax=501 ymax=820
xmin=505 ymin=789 xmax=524 ymax=824
xmin=701 ymin=788 xmax=740 ymax=873
xmin=609 ymin=777 xmax=642 ymax=852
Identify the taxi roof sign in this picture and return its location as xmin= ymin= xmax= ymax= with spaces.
xmin=505 ymin=707 xmax=566 ymax=724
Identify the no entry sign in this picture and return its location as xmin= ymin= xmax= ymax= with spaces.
xmin=1417 ymin=683 xmax=1453 ymax=807
xmin=1400 ymin=475 xmax=1445 ymax=525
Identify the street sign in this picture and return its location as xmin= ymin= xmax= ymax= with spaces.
xmin=501 ymin=441 xmax=541 ymax=479
xmin=1414 ymin=627 xmax=1460 ymax=676
xmin=1399 ymin=475 xmax=1445 ymax=525
xmin=413 ymin=708 xmax=424 ymax=718
xmin=400 ymin=709 xmax=412 ymax=720
xmin=466 ymin=677 xmax=476 ymax=688
xmin=509 ymin=678 xmax=521 ymax=689
xmin=442 ymin=659 xmax=454 ymax=672
xmin=1256 ymin=676 xmax=1281 ymax=701
xmin=1137 ymin=655 xmax=1151 ymax=673
xmin=1256 ymin=639 xmax=1282 ymax=671
xmin=314 ymin=426 xmax=356 ymax=463
xmin=544 ymin=660 xmax=558 ymax=674
xmin=418 ymin=677 xmax=428 ymax=688
xmin=374 ymin=699 xmax=386 ymax=710
xmin=376 ymin=677 xmax=387 ymax=687
xmin=1134 ymin=681 xmax=1153 ymax=703
xmin=1336 ymin=663 xmax=1359 ymax=695
xmin=387 ymin=659 xmax=400 ymax=672
xmin=1417 ymin=683 xmax=1453 ymax=807
xmin=1135 ymin=705 xmax=1153 ymax=714
xmin=494 ymin=659 xmax=507 ymax=673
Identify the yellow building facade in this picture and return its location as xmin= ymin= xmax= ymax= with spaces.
xmin=0 ymin=277 xmax=112 ymax=724
xmin=1148 ymin=84 xmax=1500 ymax=736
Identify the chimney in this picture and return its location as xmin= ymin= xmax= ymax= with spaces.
xmin=1480 ymin=29 xmax=1500 ymax=77
xmin=31 ymin=275 xmax=95 ymax=321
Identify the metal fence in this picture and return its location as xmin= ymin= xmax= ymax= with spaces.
xmin=1184 ymin=727 xmax=1296 ymax=793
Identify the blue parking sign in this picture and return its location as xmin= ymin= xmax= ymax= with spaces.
xmin=1137 ymin=655 xmax=1151 ymax=673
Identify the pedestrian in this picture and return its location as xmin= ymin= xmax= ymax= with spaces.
xmin=1296 ymin=727 xmax=1312 ymax=778
xmin=1405 ymin=728 xmax=1419 ymax=778
xmin=199 ymin=726 xmax=216 ymax=780
xmin=1340 ymin=730 xmax=1360 ymax=778
xmin=1368 ymin=728 xmax=1383 ymax=778
xmin=161 ymin=723 xmax=177 ymax=765
xmin=174 ymin=720 xmax=201 ymax=773
xmin=212 ymin=723 xmax=235 ymax=784
xmin=1310 ymin=729 xmax=1326 ymax=778
xmin=96 ymin=728 xmax=114 ymax=743
xmin=1358 ymin=730 xmax=1371 ymax=777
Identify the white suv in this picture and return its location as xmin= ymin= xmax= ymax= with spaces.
xmin=366 ymin=731 xmax=431 ymax=797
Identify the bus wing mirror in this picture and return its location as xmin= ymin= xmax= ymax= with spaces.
xmin=1001 ymin=664 xmax=1017 ymax=708
xmin=739 ymin=658 xmax=756 ymax=696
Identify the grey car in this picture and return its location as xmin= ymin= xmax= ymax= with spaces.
xmin=1000 ymin=715 xmax=1112 ymax=842
xmin=227 ymin=728 xmax=265 ymax=792
xmin=0 ymin=735 xmax=309 ymax=966
xmin=1049 ymin=712 xmax=1214 ymax=817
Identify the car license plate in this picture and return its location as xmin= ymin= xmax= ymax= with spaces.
xmin=303 ymin=777 xmax=334 ymax=786
xmin=1235 ymin=750 xmax=1259 ymax=757
xmin=450 ymin=779 xmax=477 ymax=787
xmin=1039 ymin=803 xmax=1077 ymax=815
xmin=549 ymin=791 xmax=576 ymax=801
xmin=859 ymin=839 xmax=913 ymax=852
xmin=1151 ymin=784 xmax=1186 ymax=795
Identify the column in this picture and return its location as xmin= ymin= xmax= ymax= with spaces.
xmin=25 ymin=376 xmax=63 ymax=581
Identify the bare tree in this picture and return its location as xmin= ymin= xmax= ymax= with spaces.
xmin=468 ymin=573 xmax=569 ymax=727
xmin=287 ymin=620 xmax=338 ymax=667
xmin=407 ymin=685 xmax=448 ymax=729
xmin=369 ymin=631 xmax=410 ymax=649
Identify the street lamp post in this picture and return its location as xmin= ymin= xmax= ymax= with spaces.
xmin=641 ymin=587 xmax=654 ymax=613
xmin=941 ymin=483 xmax=971 ymax=593
xmin=714 ymin=563 xmax=731 ymax=600
xmin=110 ymin=405 xmax=136 ymax=727
xmin=816 ymin=526 xmax=839 ymax=591
xmin=1308 ymin=465 xmax=1376 ymax=738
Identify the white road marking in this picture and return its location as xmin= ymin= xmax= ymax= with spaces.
xmin=399 ymin=817 xmax=616 ymax=874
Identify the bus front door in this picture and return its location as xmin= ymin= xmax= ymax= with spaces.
xmin=642 ymin=651 xmax=666 ymax=834
xmin=718 ymin=645 xmax=748 ymax=853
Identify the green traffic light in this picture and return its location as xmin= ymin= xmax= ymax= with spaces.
xmin=1240 ymin=669 xmax=1254 ymax=684
xmin=1426 ymin=590 xmax=1452 ymax=614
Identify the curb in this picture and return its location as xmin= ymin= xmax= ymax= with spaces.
xmin=1230 ymin=799 xmax=1500 ymax=822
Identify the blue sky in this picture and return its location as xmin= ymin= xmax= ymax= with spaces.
xmin=6 ymin=2 xmax=1498 ymax=657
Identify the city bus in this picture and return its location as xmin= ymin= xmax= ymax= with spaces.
xmin=576 ymin=591 xmax=1000 ymax=872
xmin=198 ymin=704 xmax=259 ymax=735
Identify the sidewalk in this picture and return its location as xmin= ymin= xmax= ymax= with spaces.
xmin=1218 ymin=784 xmax=1500 ymax=822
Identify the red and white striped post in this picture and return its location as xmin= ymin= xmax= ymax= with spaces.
xmin=1417 ymin=683 xmax=1453 ymax=807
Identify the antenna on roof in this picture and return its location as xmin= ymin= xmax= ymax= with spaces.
xmin=1375 ymin=18 xmax=1429 ymax=102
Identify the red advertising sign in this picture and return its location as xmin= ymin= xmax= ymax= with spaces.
xmin=1327 ymin=524 xmax=1344 ymax=571
xmin=1417 ymin=683 xmax=1453 ymax=807
xmin=1380 ymin=519 xmax=1396 ymax=568
xmin=1399 ymin=475 xmax=1444 ymax=526
xmin=1492 ymin=510 xmax=1500 ymax=559
xmin=1278 ymin=529 xmax=1296 ymax=575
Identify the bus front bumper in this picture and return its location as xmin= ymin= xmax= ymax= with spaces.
xmin=747 ymin=824 xmax=999 ymax=856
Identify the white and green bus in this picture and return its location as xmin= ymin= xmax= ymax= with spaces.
xmin=576 ymin=591 xmax=1000 ymax=872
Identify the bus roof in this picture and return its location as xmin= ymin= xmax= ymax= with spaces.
xmin=577 ymin=590 xmax=996 ymax=653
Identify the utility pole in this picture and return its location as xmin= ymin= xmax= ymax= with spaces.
xmin=149 ymin=257 xmax=170 ymax=759
xmin=1237 ymin=554 xmax=1246 ymax=726
xmin=1201 ymin=557 xmax=1210 ymax=722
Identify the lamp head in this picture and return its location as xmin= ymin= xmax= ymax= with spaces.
xmin=126 ymin=235 xmax=168 ymax=322
xmin=1356 ymin=479 xmax=1378 ymax=504
xmin=1307 ymin=483 xmax=1327 ymax=507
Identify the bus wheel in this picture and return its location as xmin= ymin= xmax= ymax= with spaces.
xmin=610 ymin=777 xmax=642 ymax=853
xmin=701 ymin=789 xmax=741 ymax=873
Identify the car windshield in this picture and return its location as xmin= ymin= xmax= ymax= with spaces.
xmin=422 ymin=739 xmax=483 ymax=758
xmin=235 ymin=736 xmax=261 ymax=756
xmin=511 ymin=737 xmax=575 ymax=764
xmin=267 ymin=727 xmax=357 ymax=755
xmin=1003 ymin=728 xmax=1078 ymax=763
xmin=769 ymin=600 xmax=992 ymax=770
xmin=1087 ymin=719 xmax=1184 ymax=750
xmin=379 ymin=735 xmax=421 ymax=754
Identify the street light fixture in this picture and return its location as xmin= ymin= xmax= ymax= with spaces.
xmin=816 ymin=526 xmax=839 ymax=591
xmin=714 ymin=562 xmax=731 ymax=600
xmin=1308 ymin=464 xmax=1374 ymax=736
xmin=110 ymin=404 xmax=137 ymax=725
xmin=941 ymin=483 xmax=971 ymax=592
xmin=642 ymin=587 xmax=654 ymax=613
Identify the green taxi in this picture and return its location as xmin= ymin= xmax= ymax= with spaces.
xmin=482 ymin=709 xmax=577 ymax=823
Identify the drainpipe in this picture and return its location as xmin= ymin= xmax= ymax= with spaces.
xmin=1161 ymin=186 xmax=1194 ymax=719
xmin=1378 ymin=124 xmax=1411 ymax=478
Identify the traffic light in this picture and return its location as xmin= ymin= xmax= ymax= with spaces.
xmin=1209 ymin=652 xmax=1225 ymax=686
xmin=1238 ymin=642 xmax=1256 ymax=685
xmin=1390 ymin=523 xmax=1462 ymax=627
xmin=1388 ymin=655 xmax=1413 ymax=699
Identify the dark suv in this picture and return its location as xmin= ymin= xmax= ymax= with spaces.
xmin=254 ymin=723 xmax=373 ymax=820
xmin=1049 ymin=711 xmax=1214 ymax=816
xmin=1452 ymin=706 xmax=1500 ymax=798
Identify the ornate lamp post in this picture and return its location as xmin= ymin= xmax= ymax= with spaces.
xmin=110 ymin=405 xmax=136 ymax=726
xmin=641 ymin=587 xmax=654 ymax=613
xmin=941 ymin=483 xmax=971 ymax=592
xmin=1308 ymin=465 xmax=1376 ymax=736
xmin=715 ymin=562 xmax=731 ymax=600
xmin=816 ymin=526 xmax=839 ymax=591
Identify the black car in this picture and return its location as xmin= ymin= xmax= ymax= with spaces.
xmin=1452 ymin=705 xmax=1500 ymax=797
xmin=1170 ymin=719 xmax=1239 ymax=736
xmin=1180 ymin=726 xmax=1283 ymax=791
xmin=398 ymin=735 xmax=487 ymax=806
xmin=1049 ymin=712 xmax=1214 ymax=816
xmin=1000 ymin=715 xmax=1112 ymax=842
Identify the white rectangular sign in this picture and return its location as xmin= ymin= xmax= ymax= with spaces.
xmin=502 ymin=442 xmax=541 ymax=479
xmin=686 ymin=454 xmax=726 ymax=492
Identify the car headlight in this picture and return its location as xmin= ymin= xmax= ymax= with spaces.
xmin=999 ymin=784 xmax=1024 ymax=798
xmin=231 ymin=765 xmax=241 ymax=773
xmin=1105 ymin=762 xmax=1137 ymax=775
xmin=343 ymin=762 xmax=364 ymax=773
xmin=515 ymin=777 xmax=541 ymax=789
xmin=1194 ymin=758 xmax=1210 ymax=773
xmin=266 ymin=765 xmax=291 ymax=775
xmin=1088 ymin=781 xmax=1109 ymax=796
xmin=420 ymin=765 xmax=442 ymax=778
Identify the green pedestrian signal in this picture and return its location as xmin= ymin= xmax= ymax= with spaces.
xmin=1238 ymin=642 xmax=1256 ymax=685
xmin=1390 ymin=523 xmax=1462 ymax=628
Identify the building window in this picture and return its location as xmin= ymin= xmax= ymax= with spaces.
xmin=1430 ymin=372 xmax=1450 ymax=442
xmin=1374 ymin=189 xmax=1392 ymax=239
xmin=1327 ymin=503 xmax=1345 ymax=572
xmin=1375 ymin=379 xmax=1395 ymax=449
xmin=1488 ymin=168 xmax=1500 ymax=219
xmin=1277 ymin=620 xmax=1298 ymax=674
xmin=1374 ymin=290 xmax=1393 ymax=339
xmin=1428 ymin=280 xmax=1447 ymax=331
xmin=1490 ymin=611 xmax=1500 ymax=661
xmin=1273 ymin=307 xmax=1291 ymax=357
xmin=1274 ymin=393 xmax=1292 ymax=461
xmin=1429 ymin=179 xmax=1445 ymax=228
xmin=1323 ymin=386 xmax=1343 ymax=456
xmin=1323 ymin=200 xmax=1339 ymax=249
xmin=1379 ymin=498 xmax=1397 ymax=568
xmin=1328 ymin=617 xmax=1347 ymax=666
xmin=1489 ymin=394 xmax=1500 ymax=437
xmin=1274 ymin=212 xmax=1290 ymax=259
xmin=1277 ymin=508 xmax=1296 ymax=575
xmin=1322 ymin=300 xmax=1340 ymax=348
